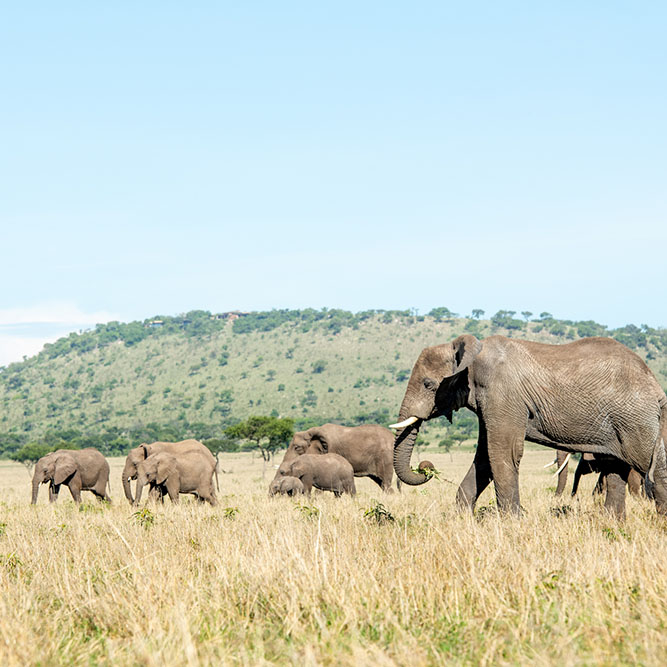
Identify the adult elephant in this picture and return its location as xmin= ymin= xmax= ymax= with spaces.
xmin=134 ymin=450 xmax=217 ymax=506
xmin=31 ymin=448 xmax=110 ymax=504
xmin=391 ymin=335 xmax=667 ymax=518
xmin=271 ymin=423 xmax=398 ymax=492
xmin=122 ymin=439 xmax=216 ymax=504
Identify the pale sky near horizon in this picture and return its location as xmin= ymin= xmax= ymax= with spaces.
xmin=1 ymin=2 xmax=666 ymax=366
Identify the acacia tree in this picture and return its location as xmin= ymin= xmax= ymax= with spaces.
xmin=10 ymin=443 xmax=53 ymax=474
xmin=225 ymin=416 xmax=294 ymax=464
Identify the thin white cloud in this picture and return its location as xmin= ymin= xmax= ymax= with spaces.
xmin=0 ymin=335 xmax=57 ymax=367
xmin=0 ymin=302 xmax=120 ymax=327
xmin=0 ymin=302 xmax=122 ymax=366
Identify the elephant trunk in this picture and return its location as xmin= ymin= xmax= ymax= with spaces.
xmin=122 ymin=463 xmax=134 ymax=504
xmin=393 ymin=420 xmax=430 ymax=485
xmin=31 ymin=476 xmax=41 ymax=505
xmin=392 ymin=386 xmax=432 ymax=485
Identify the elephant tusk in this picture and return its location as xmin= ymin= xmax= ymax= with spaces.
xmin=543 ymin=459 xmax=557 ymax=468
xmin=553 ymin=453 xmax=571 ymax=477
xmin=389 ymin=416 xmax=419 ymax=430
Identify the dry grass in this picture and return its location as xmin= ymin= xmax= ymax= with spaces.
xmin=1 ymin=448 xmax=666 ymax=666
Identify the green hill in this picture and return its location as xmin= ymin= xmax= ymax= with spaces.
xmin=1 ymin=308 xmax=665 ymax=456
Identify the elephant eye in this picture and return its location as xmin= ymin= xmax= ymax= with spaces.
xmin=423 ymin=377 xmax=438 ymax=391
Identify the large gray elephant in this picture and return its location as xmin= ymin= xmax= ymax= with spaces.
xmin=122 ymin=439 xmax=216 ymax=504
xmin=280 ymin=453 xmax=356 ymax=497
xmin=31 ymin=448 xmax=110 ymax=504
xmin=134 ymin=450 xmax=217 ymax=506
xmin=391 ymin=334 xmax=667 ymax=518
xmin=271 ymin=423 xmax=398 ymax=493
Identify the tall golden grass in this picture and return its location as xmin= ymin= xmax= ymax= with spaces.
xmin=0 ymin=448 xmax=665 ymax=665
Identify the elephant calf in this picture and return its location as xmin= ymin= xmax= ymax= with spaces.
xmin=281 ymin=453 xmax=356 ymax=497
xmin=135 ymin=450 xmax=217 ymax=506
xmin=571 ymin=454 xmax=647 ymax=499
xmin=269 ymin=476 xmax=305 ymax=497
xmin=31 ymin=448 xmax=110 ymax=504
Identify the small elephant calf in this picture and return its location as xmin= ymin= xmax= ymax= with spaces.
xmin=283 ymin=453 xmax=356 ymax=497
xmin=31 ymin=448 xmax=110 ymax=504
xmin=135 ymin=450 xmax=217 ymax=506
xmin=269 ymin=476 xmax=305 ymax=497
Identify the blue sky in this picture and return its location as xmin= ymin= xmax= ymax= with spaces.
xmin=1 ymin=2 xmax=666 ymax=365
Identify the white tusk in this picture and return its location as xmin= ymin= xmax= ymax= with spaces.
xmin=389 ymin=416 xmax=419 ymax=430
xmin=553 ymin=453 xmax=571 ymax=477
xmin=543 ymin=459 xmax=557 ymax=468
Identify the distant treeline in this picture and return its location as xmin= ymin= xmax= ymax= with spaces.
xmin=3 ymin=308 xmax=662 ymax=372
xmin=0 ymin=408 xmax=403 ymax=459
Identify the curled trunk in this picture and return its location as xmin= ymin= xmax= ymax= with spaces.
xmin=393 ymin=419 xmax=429 ymax=485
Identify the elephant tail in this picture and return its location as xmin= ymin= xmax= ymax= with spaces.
xmin=214 ymin=453 xmax=220 ymax=492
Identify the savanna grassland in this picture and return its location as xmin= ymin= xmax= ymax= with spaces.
xmin=1 ymin=448 xmax=666 ymax=666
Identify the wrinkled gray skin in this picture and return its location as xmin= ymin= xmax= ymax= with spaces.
xmin=122 ymin=439 xmax=216 ymax=504
xmin=281 ymin=453 xmax=356 ymax=497
xmin=393 ymin=335 xmax=667 ymax=519
xmin=271 ymin=424 xmax=398 ymax=493
xmin=135 ymin=450 xmax=217 ymax=506
xmin=269 ymin=476 xmax=305 ymax=497
xmin=31 ymin=448 xmax=110 ymax=504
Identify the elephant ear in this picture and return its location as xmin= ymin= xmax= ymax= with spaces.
xmin=53 ymin=454 xmax=77 ymax=485
xmin=156 ymin=457 xmax=175 ymax=485
xmin=432 ymin=335 xmax=482 ymax=422
xmin=451 ymin=334 xmax=482 ymax=373
xmin=308 ymin=428 xmax=328 ymax=453
xmin=436 ymin=366 xmax=477 ymax=423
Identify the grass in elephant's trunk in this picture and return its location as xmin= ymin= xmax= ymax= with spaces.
xmin=0 ymin=449 xmax=665 ymax=666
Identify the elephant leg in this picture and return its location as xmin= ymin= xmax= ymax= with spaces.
xmin=554 ymin=450 xmax=569 ymax=496
xmin=486 ymin=425 xmax=524 ymax=515
xmin=456 ymin=425 xmax=492 ymax=512
xmin=593 ymin=472 xmax=606 ymax=496
xmin=49 ymin=483 xmax=61 ymax=503
xmin=93 ymin=478 xmax=111 ymax=502
xmin=571 ymin=459 xmax=588 ymax=497
xmin=603 ymin=461 xmax=630 ymax=519
xmin=627 ymin=468 xmax=642 ymax=497
xmin=651 ymin=438 xmax=667 ymax=516
xmin=165 ymin=479 xmax=180 ymax=504
xmin=68 ymin=481 xmax=82 ymax=504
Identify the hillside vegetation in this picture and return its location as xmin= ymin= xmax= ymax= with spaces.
xmin=1 ymin=308 xmax=665 ymax=457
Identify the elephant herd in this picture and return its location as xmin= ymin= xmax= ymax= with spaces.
xmin=29 ymin=334 xmax=667 ymax=521
xmin=31 ymin=439 xmax=219 ymax=506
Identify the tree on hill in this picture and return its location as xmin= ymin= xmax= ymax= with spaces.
xmin=428 ymin=307 xmax=456 ymax=322
xmin=10 ymin=443 xmax=53 ymax=473
xmin=225 ymin=416 xmax=294 ymax=464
